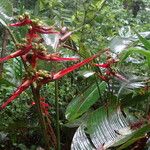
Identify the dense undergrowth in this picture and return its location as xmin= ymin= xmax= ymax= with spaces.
xmin=0 ymin=0 xmax=150 ymax=150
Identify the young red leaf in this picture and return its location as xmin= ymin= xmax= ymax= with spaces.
xmin=0 ymin=76 xmax=37 ymax=110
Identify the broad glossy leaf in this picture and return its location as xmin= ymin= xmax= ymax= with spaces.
xmin=65 ymin=113 xmax=89 ymax=128
xmin=42 ymin=34 xmax=60 ymax=50
xmin=110 ymin=31 xmax=150 ymax=56
xmin=71 ymin=125 xmax=96 ymax=150
xmin=116 ymin=124 xmax=150 ymax=150
xmin=120 ymin=47 xmax=150 ymax=65
xmin=110 ymin=37 xmax=133 ymax=55
xmin=65 ymin=81 xmax=107 ymax=121
xmin=71 ymin=106 xmax=148 ymax=150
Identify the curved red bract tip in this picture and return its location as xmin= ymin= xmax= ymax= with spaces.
xmin=53 ymin=54 xmax=98 ymax=80
xmin=0 ymin=76 xmax=38 ymax=110
xmin=9 ymin=19 xmax=32 ymax=27
xmin=0 ymin=45 xmax=32 ymax=63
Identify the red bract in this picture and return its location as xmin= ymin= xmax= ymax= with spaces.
xmin=53 ymin=54 xmax=98 ymax=80
xmin=0 ymin=76 xmax=38 ymax=110
xmin=9 ymin=19 xmax=32 ymax=27
xmin=37 ymin=54 xmax=79 ymax=62
xmin=31 ymin=97 xmax=50 ymax=115
xmin=9 ymin=16 xmax=60 ymax=35
xmin=95 ymin=63 xmax=110 ymax=68
xmin=0 ymin=53 xmax=100 ymax=109
xmin=94 ymin=56 xmax=128 ymax=82
xmin=38 ymin=54 xmax=100 ymax=84
xmin=98 ymin=75 xmax=109 ymax=81
xmin=26 ymin=30 xmax=40 ymax=43
xmin=32 ymin=27 xmax=59 ymax=34
xmin=0 ymin=45 xmax=32 ymax=63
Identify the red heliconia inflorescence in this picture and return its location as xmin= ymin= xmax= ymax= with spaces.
xmin=0 ymin=13 xmax=101 ymax=110
xmin=94 ymin=51 xmax=127 ymax=82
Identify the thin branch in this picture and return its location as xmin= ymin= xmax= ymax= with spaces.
xmin=0 ymin=29 xmax=9 ymax=75
xmin=55 ymin=80 xmax=61 ymax=150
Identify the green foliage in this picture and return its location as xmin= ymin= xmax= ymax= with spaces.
xmin=0 ymin=0 xmax=13 ymax=22
xmin=0 ymin=0 xmax=150 ymax=149
xmin=65 ymin=81 xmax=107 ymax=121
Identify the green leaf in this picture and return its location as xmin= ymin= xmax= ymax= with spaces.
xmin=71 ymin=106 xmax=149 ymax=150
xmin=65 ymin=81 xmax=107 ymax=121
xmin=134 ymin=30 xmax=150 ymax=50
xmin=116 ymin=124 xmax=150 ymax=150
xmin=0 ymin=78 xmax=16 ymax=87
xmin=0 ymin=0 xmax=13 ymax=22
xmin=71 ymin=107 xmax=132 ymax=149
xmin=95 ymin=0 xmax=106 ymax=9
xmin=120 ymin=47 xmax=150 ymax=65
xmin=79 ymin=43 xmax=91 ymax=58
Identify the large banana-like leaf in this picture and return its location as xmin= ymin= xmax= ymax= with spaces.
xmin=65 ymin=81 xmax=107 ymax=121
xmin=71 ymin=106 xmax=149 ymax=150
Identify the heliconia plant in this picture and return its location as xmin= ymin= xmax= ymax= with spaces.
xmin=0 ymin=12 xmax=104 ymax=149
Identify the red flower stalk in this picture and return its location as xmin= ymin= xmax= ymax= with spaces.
xmin=94 ymin=57 xmax=125 ymax=81
xmin=0 ymin=76 xmax=38 ymax=110
xmin=24 ymin=53 xmax=37 ymax=68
